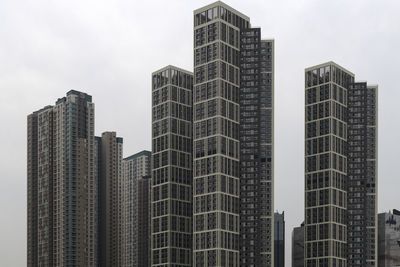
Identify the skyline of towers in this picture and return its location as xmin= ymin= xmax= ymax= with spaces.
xmin=304 ymin=62 xmax=378 ymax=267
xmin=26 ymin=2 xmax=383 ymax=267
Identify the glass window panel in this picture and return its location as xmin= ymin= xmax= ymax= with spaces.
xmin=207 ymin=9 xmax=213 ymax=21
xmin=213 ymin=7 xmax=218 ymax=19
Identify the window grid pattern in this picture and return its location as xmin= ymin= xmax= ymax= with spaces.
xmin=347 ymin=82 xmax=377 ymax=267
xmin=239 ymin=27 xmax=274 ymax=267
xmin=193 ymin=3 xmax=249 ymax=267
xmin=151 ymin=66 xmax=193 ymax=267
xmin=305 ymin=63 xmax=354 ymax=267
xmin=122 ymin=151 xmax=151 ymax=267
xmin=28 ymin=91 xmax=97 ymax=267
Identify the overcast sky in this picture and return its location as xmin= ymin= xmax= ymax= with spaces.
xmin=1 ymin=0 xmax=399 ymax=265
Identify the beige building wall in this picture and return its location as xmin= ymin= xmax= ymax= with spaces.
xmin=27 ymin=90 xmax=96 ymax=267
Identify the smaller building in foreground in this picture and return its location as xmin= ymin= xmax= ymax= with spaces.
xmin=378 ymin=209 xmax=400 ymax=267
xmin=274 ymin=211 xmax=285 ymax=267
xmin=292 ymin=222 xmax=304 ymax=267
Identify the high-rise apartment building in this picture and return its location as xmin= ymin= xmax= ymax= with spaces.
xmin=27 ymin=90 xmax=96 ymax=267
xmin=305 ymin=62 xmax=353 ymax=267
xmin=193 ymin=4 xmax=245 ymax=266
xmin=97 ymin=132 xmax=123 ymax=267
xmin=121 ymin=150 xmax=151 ymax=267
xmin=193 ymin=2 xmax=274 ymax=266
xmin=151 ymin=66 xmax=193 ymax=266
xmin=378 ymin=210 xmax=400 ymax=267
xmin=240 ymin=27 xmax=274 ymax=267
xmin=28 ymin=105 xmax=54 ymax=267
xmin=347 ymin=82 xmax=377 ymax=266
xmin=304 ymin=62 xmax=378 ymax=267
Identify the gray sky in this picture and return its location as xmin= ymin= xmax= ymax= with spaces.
xmin=1 ymin=0 xmax=399 ymax=265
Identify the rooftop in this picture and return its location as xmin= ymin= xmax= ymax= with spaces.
xmin=124 ymin=150 xmax=151 ymax=161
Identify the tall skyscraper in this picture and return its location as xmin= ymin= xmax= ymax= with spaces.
xmin=97 ymin=132 xmax=123 ymax=267
xmin=121 ymin=150 xmax=151 ymax=267
xmin=274 ymin=212 xmax=285 ymax=267
xmin=304 ymin=62 xmax=378 ymax=267
xmin=378 ymin=210 xmax=400 ymax=267
xmin=305 ymin=62 xmax=353 ymax=267
xmin=239 ymin=26 xmax=274 ymax=267
xmin=151 ymin=66 xmax=193 ymax=266
xmin=193 ymin=2 xmax=274 ymax=266
xmin=27 ymin=90 xmax=96 ymax=267
xmin=347 ymin=82 xmax=377 ymax=266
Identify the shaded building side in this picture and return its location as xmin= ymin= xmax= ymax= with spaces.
xmin=121 ymin=150 xmax=151 ymax=267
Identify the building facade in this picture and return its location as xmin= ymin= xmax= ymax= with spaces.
xmin=97 ymin=132 xmax=123 ymax=267
xmin=347 ymin=82 xmax=378 ymax=266
xmin=151 ymin=66 xmax=193 ymax=266
xmin=28 ymin=107 xmax=40 ymax=267
xmin=378 ymin=210 xmax=400 ymax=267
xmin=292 ymin=223 xmax=305 ymax=267
xmin=27 ymin=90 xmax=96 ymax=267
xmin=193 ymin=4 xmax=246 ymax=266
xmin=274 ymin=212 xmax=285 ymax=267
xmin=121 ymin=150 xmax=151 ymax=267
xmin=239 ymin=27 xmax=274 ymax=267
xmin=304 ymin=62 xmax=378 ymax=267
xmin=193 ymin=2 xmax=275 ymax=266
xmin=305 ymin=62 xmax=354 ymax=267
